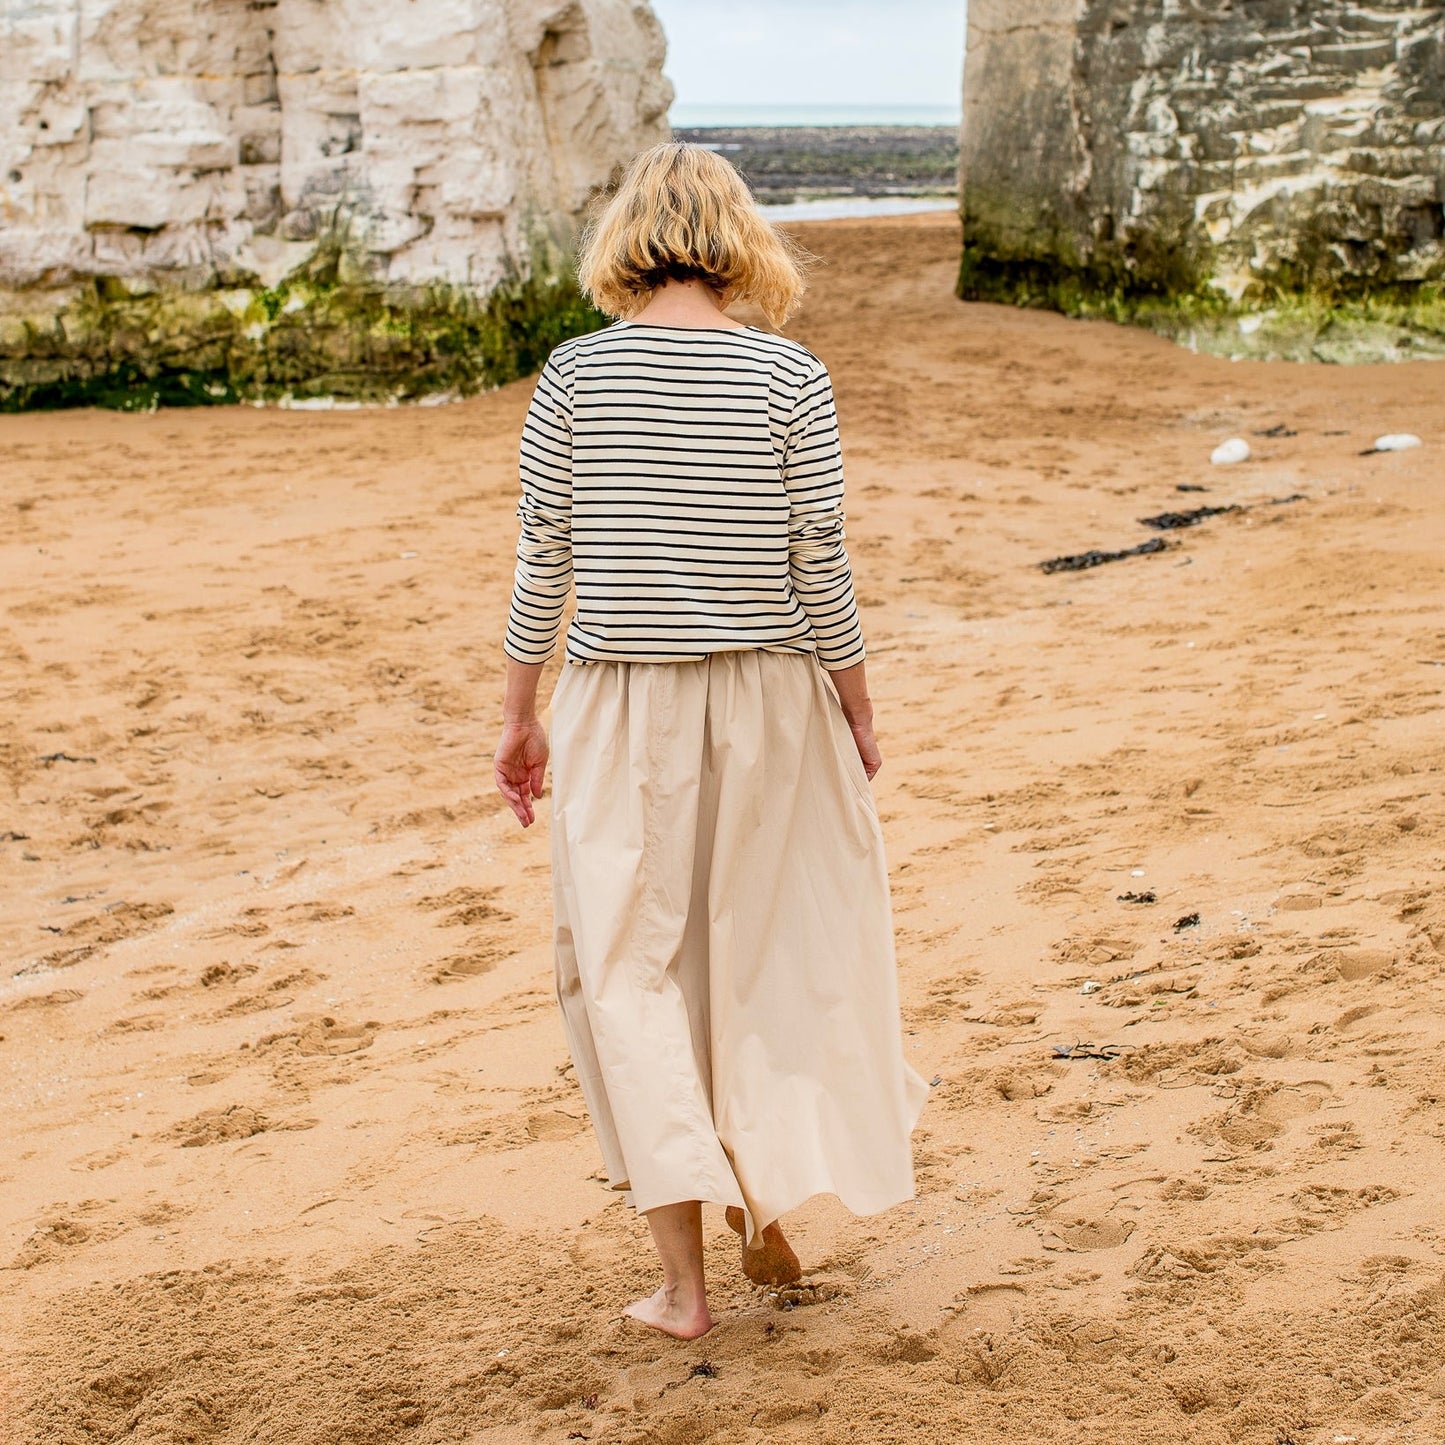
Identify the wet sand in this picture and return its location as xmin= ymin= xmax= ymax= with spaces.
xmin=3 ymin=212 xmax=1444 ymax=1444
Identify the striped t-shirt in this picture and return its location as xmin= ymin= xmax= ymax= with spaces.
xmin=503 ymin=320 xmax=866 ymax=672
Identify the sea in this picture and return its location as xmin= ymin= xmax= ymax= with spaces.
xmin=755 ymin=196 xmax=956 ymax=221
xmin=671 ymin=103 xmax=960 ymax=221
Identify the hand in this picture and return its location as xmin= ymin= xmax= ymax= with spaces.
xmin=494 ymin=719 xmax=549 ymax=827
xmin=827 ymin=661 xmax=879 ymax=779
xmin=849 ymin=719 xmax=882 ymax=781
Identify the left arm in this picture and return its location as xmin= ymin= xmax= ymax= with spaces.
xmin=780 ymin=363 xmax=880 ymax=779
xmin=780 ymin=362 xmax=867 ymax=672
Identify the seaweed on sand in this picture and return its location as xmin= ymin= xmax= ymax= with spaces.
xmin=1039 ymin=538 xmax=1171 ymax=574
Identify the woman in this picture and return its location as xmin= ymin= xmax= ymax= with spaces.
xmin=493 ymin=142 xmax=927 ymax=1340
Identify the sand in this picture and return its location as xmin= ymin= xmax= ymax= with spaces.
xmin=3 ymin=213 xmax=1444 ymax=1445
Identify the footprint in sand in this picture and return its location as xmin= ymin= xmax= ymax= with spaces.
xmin=205 ymin=911 xmax=272 ymax=939
xmin=1286 ymin=1184 xmax=1400 ymax=1232
xmin=415 ymin=889 xmax=513 ymax=983
xmin=295 ymin=1017 xmax=378 ymax=1055
xmin=940 ymin=1283 xmax=1026 ymax=1339
xmin=1327 ymin=948 xmax=1395 ymax=981
xmin=61 ymin=901 xmax=175 ymax=946
xmin=1060 ymin=1319 xmax=1125 ymax=1362
xmin=417 ymin=887 xmax=514 ymax=928
xmin=1119 ymin=1038 xmax=1245 ymax=1085
xmin=1333 ymin=1003 xmax=1379 ymax=1030
xmin=976 ymin=1000 xmax=1042 ymax=1027
xmin=1196 ymin=1081 xmax=1332 ymax=1152
xmin=762 ymin=1272 xmax=850 ymax=1310
xmin=1309 ymin=1120 xmax=1363 ymax=1155
xmin=4 ymin=988 xmax=84 ymax=1012
xmin=199 ymin=962 xmax=258 ymax=988
xmin=161 ymin=1104 xmax=269 ymax=1147
xmin=1041 ymin=1214 xmax=1137 ymax=1252
xmin=210 ymin=968 xmax=324 ymax=1019
xmin=937 ymin=1067 xmax=1034 ymax=1112
xmin=1238 ymin=1031 xmax=1295 ymax=1060
xmin=523 ymin=1109 xmax=587 ymax=1142
xmin=429 ymin=948 xmax=503 ymax=984
xmin=135 ymin=959 xmax=262 ymax=1004
xmin=1251 ymin=1081 xmax=1333 ymax=1124
xmin=902 ymin=973 xmax=981 ymax=1025
xmin=101 ymin=1014 xmax=166 ymax=1035
xmin=13 ymin=945 xmax=96 ymax=977
xmin=279 ymin=902 xmax=355 ymax=925
xmin=11 ymin=1201 xmax=126 ymax=1269
xmin=941 ymin=1323 xmax=1019 ymax=1387
xmin=17 ymin=906 xmax=171 ymax=977
xmin=69 ymin=1143 xmax=131 ymax=1172
xmin=1052 ymin=936 xmax=1139 ymax=967
xmin=255 ymin=1016 xmax=378 ymax=1057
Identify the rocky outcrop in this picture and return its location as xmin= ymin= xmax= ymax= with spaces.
xmin=671 ymin=127 xmax=959 ymax=205
xmin=959 ymin=0 xmax=1445 ymax=361
xmin=0 ymin=0 xmax=671 ymax=406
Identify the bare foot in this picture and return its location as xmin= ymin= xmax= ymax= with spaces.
xmin=622 ymin=1284 xmax=715 ymax=1340
xmin=726 ymin=1206 xmax=803 ymax=1286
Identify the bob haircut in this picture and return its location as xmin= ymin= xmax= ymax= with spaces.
xmin=577 ymin=142 xmax=810 ymax=330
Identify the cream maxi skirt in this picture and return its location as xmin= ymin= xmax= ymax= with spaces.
xmin=548 ymin=648 xmax=928 ymax=1247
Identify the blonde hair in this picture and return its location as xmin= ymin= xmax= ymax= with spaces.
xmin=577 ymin=142 xmax=810 ymax=330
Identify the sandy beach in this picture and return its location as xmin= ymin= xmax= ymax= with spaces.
xmin=4 ymin=212 xmax=1444 ymax=1444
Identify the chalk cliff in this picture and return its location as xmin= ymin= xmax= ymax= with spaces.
xmin=959 ymin=0 xmax=1445 ymax=360
xmin=0 ymin=0 xmax=672 ymax=405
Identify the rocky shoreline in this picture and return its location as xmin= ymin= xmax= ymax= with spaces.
xmin=673 ymin=126 xmax=959 ymax=205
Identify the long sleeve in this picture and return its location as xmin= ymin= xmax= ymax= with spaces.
xmin=503 ymin=350 xmax=574 ymax=664
xmin=780 ymin=361 xmax=866 ymax=670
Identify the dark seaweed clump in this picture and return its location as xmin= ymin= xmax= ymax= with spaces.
xmin=1039 ymin=538 xmax=1169 ymax=574
xmin=1138 ymin=505 xmax=1240 ymax=531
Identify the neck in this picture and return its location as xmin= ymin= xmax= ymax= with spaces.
xmin=630 ymin=278 xmax=744 ymax=330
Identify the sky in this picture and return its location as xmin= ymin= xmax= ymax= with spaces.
xmin=648 ymin=0 xmax=967 ymax=116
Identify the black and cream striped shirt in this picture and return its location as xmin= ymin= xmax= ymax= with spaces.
xmin=503 ymin=321 xmax=866 ymax=671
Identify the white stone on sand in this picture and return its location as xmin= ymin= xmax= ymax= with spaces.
xmin=1210 ymin=438 xmax=1252 ymax=466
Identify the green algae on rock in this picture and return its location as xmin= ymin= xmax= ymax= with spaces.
xmin=957 ymin=239 xmax=1445 ymax=364
xmin=0 ymin=252 xmax=607 ymax=412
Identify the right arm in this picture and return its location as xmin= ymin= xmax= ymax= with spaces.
xmin=503 ymin=352 xmax=574 ymax=666
xmin=495 ymin=657 xmax=548 ymax=827
xmin=496 ymin=352 xmax=574 ymax=826
xmin=827 ymin=660 xmax=881 ymax=780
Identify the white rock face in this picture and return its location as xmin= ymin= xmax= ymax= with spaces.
xmin=960 ymin=0 xmax=1445 ymax=363
xmin=0 ymin=0 xmax=672 ymax=293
